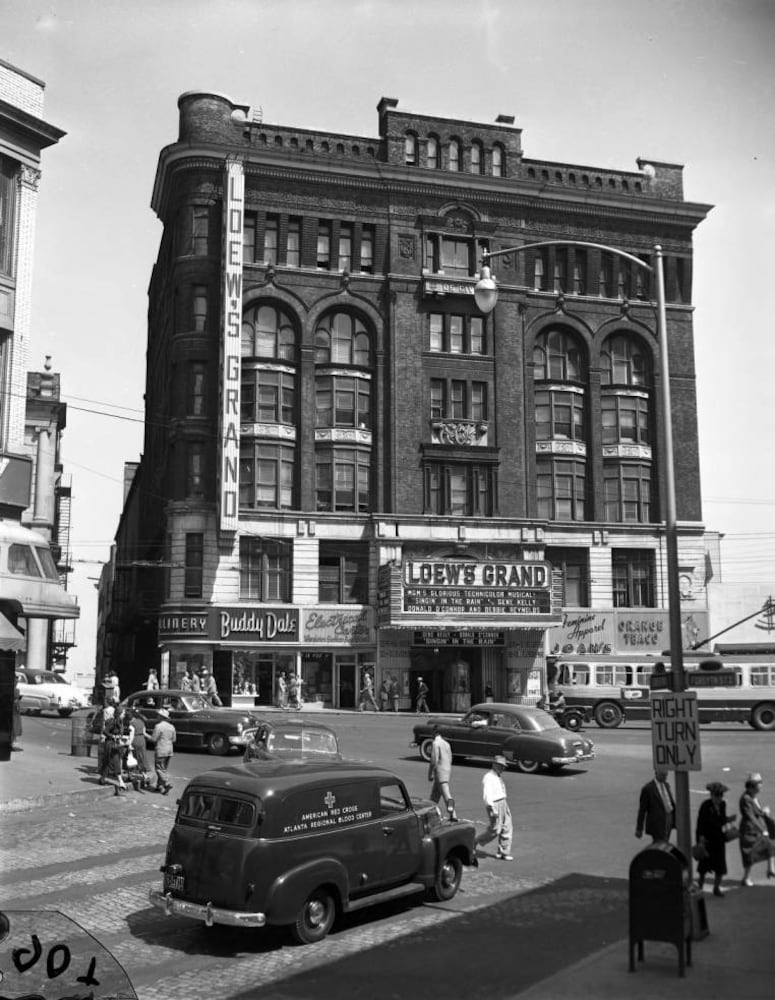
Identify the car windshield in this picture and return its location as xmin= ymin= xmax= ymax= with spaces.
xmin=266 ymin=730 xmax=338 ymax=755
xmin=180 ymin=694 xmax=210 ymax=711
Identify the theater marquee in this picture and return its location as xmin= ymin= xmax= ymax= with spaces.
xmin=378 ymin=560 xmax=563 ymax=628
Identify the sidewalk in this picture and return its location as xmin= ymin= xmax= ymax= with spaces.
xmin=2 ymin=719 xmax=773 ymax=999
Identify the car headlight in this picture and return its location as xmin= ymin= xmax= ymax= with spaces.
xmin=236 ymin=722 xmax=243 ymax=734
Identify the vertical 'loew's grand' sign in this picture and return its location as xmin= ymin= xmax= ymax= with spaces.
xmin=219 ymin=156 xmax=244 ymax=531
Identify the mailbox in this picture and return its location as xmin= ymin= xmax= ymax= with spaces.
xmin=629 ymin=843 xmax=696 ymax=977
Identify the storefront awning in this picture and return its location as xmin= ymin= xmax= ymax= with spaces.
xmin=0 ymin=612 xmax=25 ymax=652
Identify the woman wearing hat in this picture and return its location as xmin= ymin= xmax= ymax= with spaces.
xmin=739 ymin=772 xmax=775 ymax=886
xmin=695 ymin=782 xmax=735 ymax=896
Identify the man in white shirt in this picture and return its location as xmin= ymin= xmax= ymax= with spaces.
xmin=476 ymin=754 xmax=513 ymax=861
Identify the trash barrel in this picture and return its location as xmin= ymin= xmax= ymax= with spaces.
xmin=70 ymin=715 xmax=91 ymax=757
xmin=629 ymin=843 xmax=699 ymax=977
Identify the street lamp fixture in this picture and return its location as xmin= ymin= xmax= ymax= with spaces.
xmin=474 ymin=239 xmax=693 ymax=866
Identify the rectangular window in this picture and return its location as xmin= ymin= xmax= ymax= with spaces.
xmin=184 ymin=533 xmax=204 ymax=598
xmin=286 ymin=218 xmax=301 ymax=267
xmin=192 ymin=285 xmax=207 ymax=332
xmin=239 ymin=537 xmax=292 ymax=601
xmin=318 ymin=542 xmax=368 ymax=603
xmin=317 ymin=221 xmax=331 ymax=269
xmin=187 ymin=443 xmax=205 ymax=497
xmin=612 ymin=549 xmax=655 ymax=608
xmin=424 ymin=463 xmax=495 ymax=516
xmin=241 ymin=369 xmax=296 ymax=424
xmin=188 ymin=362 xmax=206 ymax=416
xmin=264 ymin=215 xmax=279 ymax=264
xmin=471 ymin=382 xmax=487 ymax=421
xmin=601 ymin=394 xmax=650 ymax=446
xmin=243 ymin=213 xmax=256 ymax=264
xmin=0 ymin=157 xmax=17 ymax=276
xmin=338 ymin=224 xmax=352 ymax=271
xmin=316 ymin=375 xmax=370 ymax=428
xmin=430 ymin=379 xmax=445 ymax=420
xmin=428 ymin=313 xmax=487 ymax=355
xmin=192 ymin=207 xmax=209 ymax=255
xmin=240 ymin=443 xmax=295 ymax=509
xmin=535 ymin=389 xmax=585 ymax=441
xmin=450 ymin=380 xmax=465 ymax=418
xmin=440 ymin=237 xmax=471 ymax=276
xmin=604 ymin=463 xmax=651 ymax=522
xmin=536 ymin=458 xmax=586 ymax=521
xmin=546 ymin=547 xmax=589 ymax=607
xmin=533 ymin=255 xmax=545 ymax=291
xmin=359 ymin=226 xmax=374 ymax=273
xmin=316 ymin=449 xmax=370 ymax=513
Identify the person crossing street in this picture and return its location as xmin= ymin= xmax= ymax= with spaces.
xmin=476 ymin=754 xmax=513 ymax=861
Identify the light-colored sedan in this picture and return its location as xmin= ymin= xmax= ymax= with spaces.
xmin=15 ymin=668 xmax=91 ymax=717
xmin=412 ymin=702 xmax=595 ymax=774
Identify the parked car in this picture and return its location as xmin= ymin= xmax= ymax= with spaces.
xmin=149 ymin=761 xmax=478 ymax=944
xmin=412 ymin=702 xmax=595 ymax=774
xmin=120 ymin=689 xmax=263 ymax=755
xmin=15 ymin=668 xmax=90 ymax=717
xmin=243 ymin=719 xmax=341 ymax=762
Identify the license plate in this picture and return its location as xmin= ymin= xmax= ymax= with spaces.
xmin=165 ymin=873 xmax=185 ymax=893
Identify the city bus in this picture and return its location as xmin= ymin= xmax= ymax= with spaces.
xmin=547 ymin=652 xmax=775 ymax=731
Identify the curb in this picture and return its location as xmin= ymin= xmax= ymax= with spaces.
xmin=0 ymin=784 xmax=117 ymax=814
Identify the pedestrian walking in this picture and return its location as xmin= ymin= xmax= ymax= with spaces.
xmin=108 ymin=670 xmax=121 ymax=706
xmin=635 ymin=768 xmax=676 ymax=843
xmin=148 ymin=708 xmax=176 ymax=795
xmin=359 ymin=672 xmax=379 ymax=712
xmin=98 ymin=705 xmax=127 ymax=793
xmin=428 ymin=725 xmax=457 ymax=820
xmin=12 ymin=677 xmax=23 ymax=751
xmin=379 ymin=679 xmax=390 ymax=712
xmin=695 ymin=781 xmax=736 ymax=896
xmin=739 ymin=772 xmax=775 ymax=886
xmin=144 ymin=668 xmax=159 ymax=690
xmin=276 ymin=671 xmax=288 ymax=709
xmin=127 ymin=709 xmax=151 ymax=789
xmin=415 ymin=676 xmax=430 ymax=713
xmin=288 ymin=674 xmax=302 ymax=710
xmin=200 ymin=669 xmax=223 ymax=706
xmin=390 ymin=676 xmax=400 ymax=712
xmin=476 ymin=754 xmax=513 ymax=860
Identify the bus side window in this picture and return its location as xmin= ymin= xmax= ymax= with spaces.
xmin=557 ymin=664 xmax=570 ymax=685
xmin=637 ymin=665 xmax=653 ymax=685
xmin=614 ymin=666 xmax=633 ymax=686
xmin=595 ymin=665 xmax=613 ymax=686
xmin=575 ymin=666 xmax=590 ymax=685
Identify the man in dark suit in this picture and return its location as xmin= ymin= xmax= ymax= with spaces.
xmin=635 ymin=769 xmax=676 ymax=843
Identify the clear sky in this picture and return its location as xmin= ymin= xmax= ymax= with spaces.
xmin=4 ymin=0 xmax=775 ymax=669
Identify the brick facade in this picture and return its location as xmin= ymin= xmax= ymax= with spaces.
xmin=107 ymin=93 xmax=712 ymax=710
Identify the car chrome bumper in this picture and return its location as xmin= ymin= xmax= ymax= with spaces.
xmin=551 ymin=752 xmax=595 ymax=765
xmin=149 ymin=889 xmax=266 ymax=927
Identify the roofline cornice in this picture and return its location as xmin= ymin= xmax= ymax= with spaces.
xmin=151 ymin=143 xmax=712 ymax=231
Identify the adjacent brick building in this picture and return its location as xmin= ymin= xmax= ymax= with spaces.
xmin=105 ymin=93 xmax=712 ymax=712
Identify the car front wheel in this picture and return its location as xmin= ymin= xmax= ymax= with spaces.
xmin=292 ymin=888 xmax=336 ymax=944
xmin=427 ymin=852 xmax=463 ymax=901
xmin=206 ymin=733 xmax=229 ymax=756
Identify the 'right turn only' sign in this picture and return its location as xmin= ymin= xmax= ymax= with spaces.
xmin=650 ymin=690 xmax=702 ymax=771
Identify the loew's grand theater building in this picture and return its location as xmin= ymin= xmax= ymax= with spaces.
xmin=108 ymin=93 xmax=712 ymax=711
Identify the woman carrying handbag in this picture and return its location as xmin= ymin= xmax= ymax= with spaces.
xmin=739 ymin=772 xmax=775 ymax=886
xmin=695 ymin=782 xmax=736 ymax=896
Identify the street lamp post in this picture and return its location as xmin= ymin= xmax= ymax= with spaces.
xmin=474 ymin=240 xmax=693 ymax=866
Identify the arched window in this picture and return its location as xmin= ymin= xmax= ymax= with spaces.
xmin=314 ymin=312 xmax=371 ymax=365
xmin=427 ymin=135 xmax=439 ymax=169
xmin=492 ymin=144 xmax=503 ymax=177
xmin=448 ymin=139 xmax=460 ymax=171
xmin=470 ymin=141 xmax=483 ymax=174
xmin=241 ymin=304 xmax=296 ymax=361
xmin=405 ymin=132 xmax=417 ymax=166
xmin=600 ymin=334 xmax=650 ymax=386
xmin=533 ymin=328 xmax=585 ymax=382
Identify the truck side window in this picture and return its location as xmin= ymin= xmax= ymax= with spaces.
xmin=379 ymin=782 xmax=409 ymax=815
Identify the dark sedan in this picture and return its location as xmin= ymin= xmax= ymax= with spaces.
xmin=122 ymin=689 xmax=262 ymax=756
xmin=412 ymin=702 xmax=595 ymax=774
xmin=243 ymin=719 xmax=341 ymax=762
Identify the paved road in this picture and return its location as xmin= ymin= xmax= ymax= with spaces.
xmin=3 ymin=712 xmax=773 ymax=999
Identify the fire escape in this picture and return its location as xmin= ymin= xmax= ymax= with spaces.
xmin=50 ymin=472 xmax=76 ymax=665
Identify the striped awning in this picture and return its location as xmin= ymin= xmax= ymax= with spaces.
xmin=0 ymin=612 xmax=25 ymax=652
